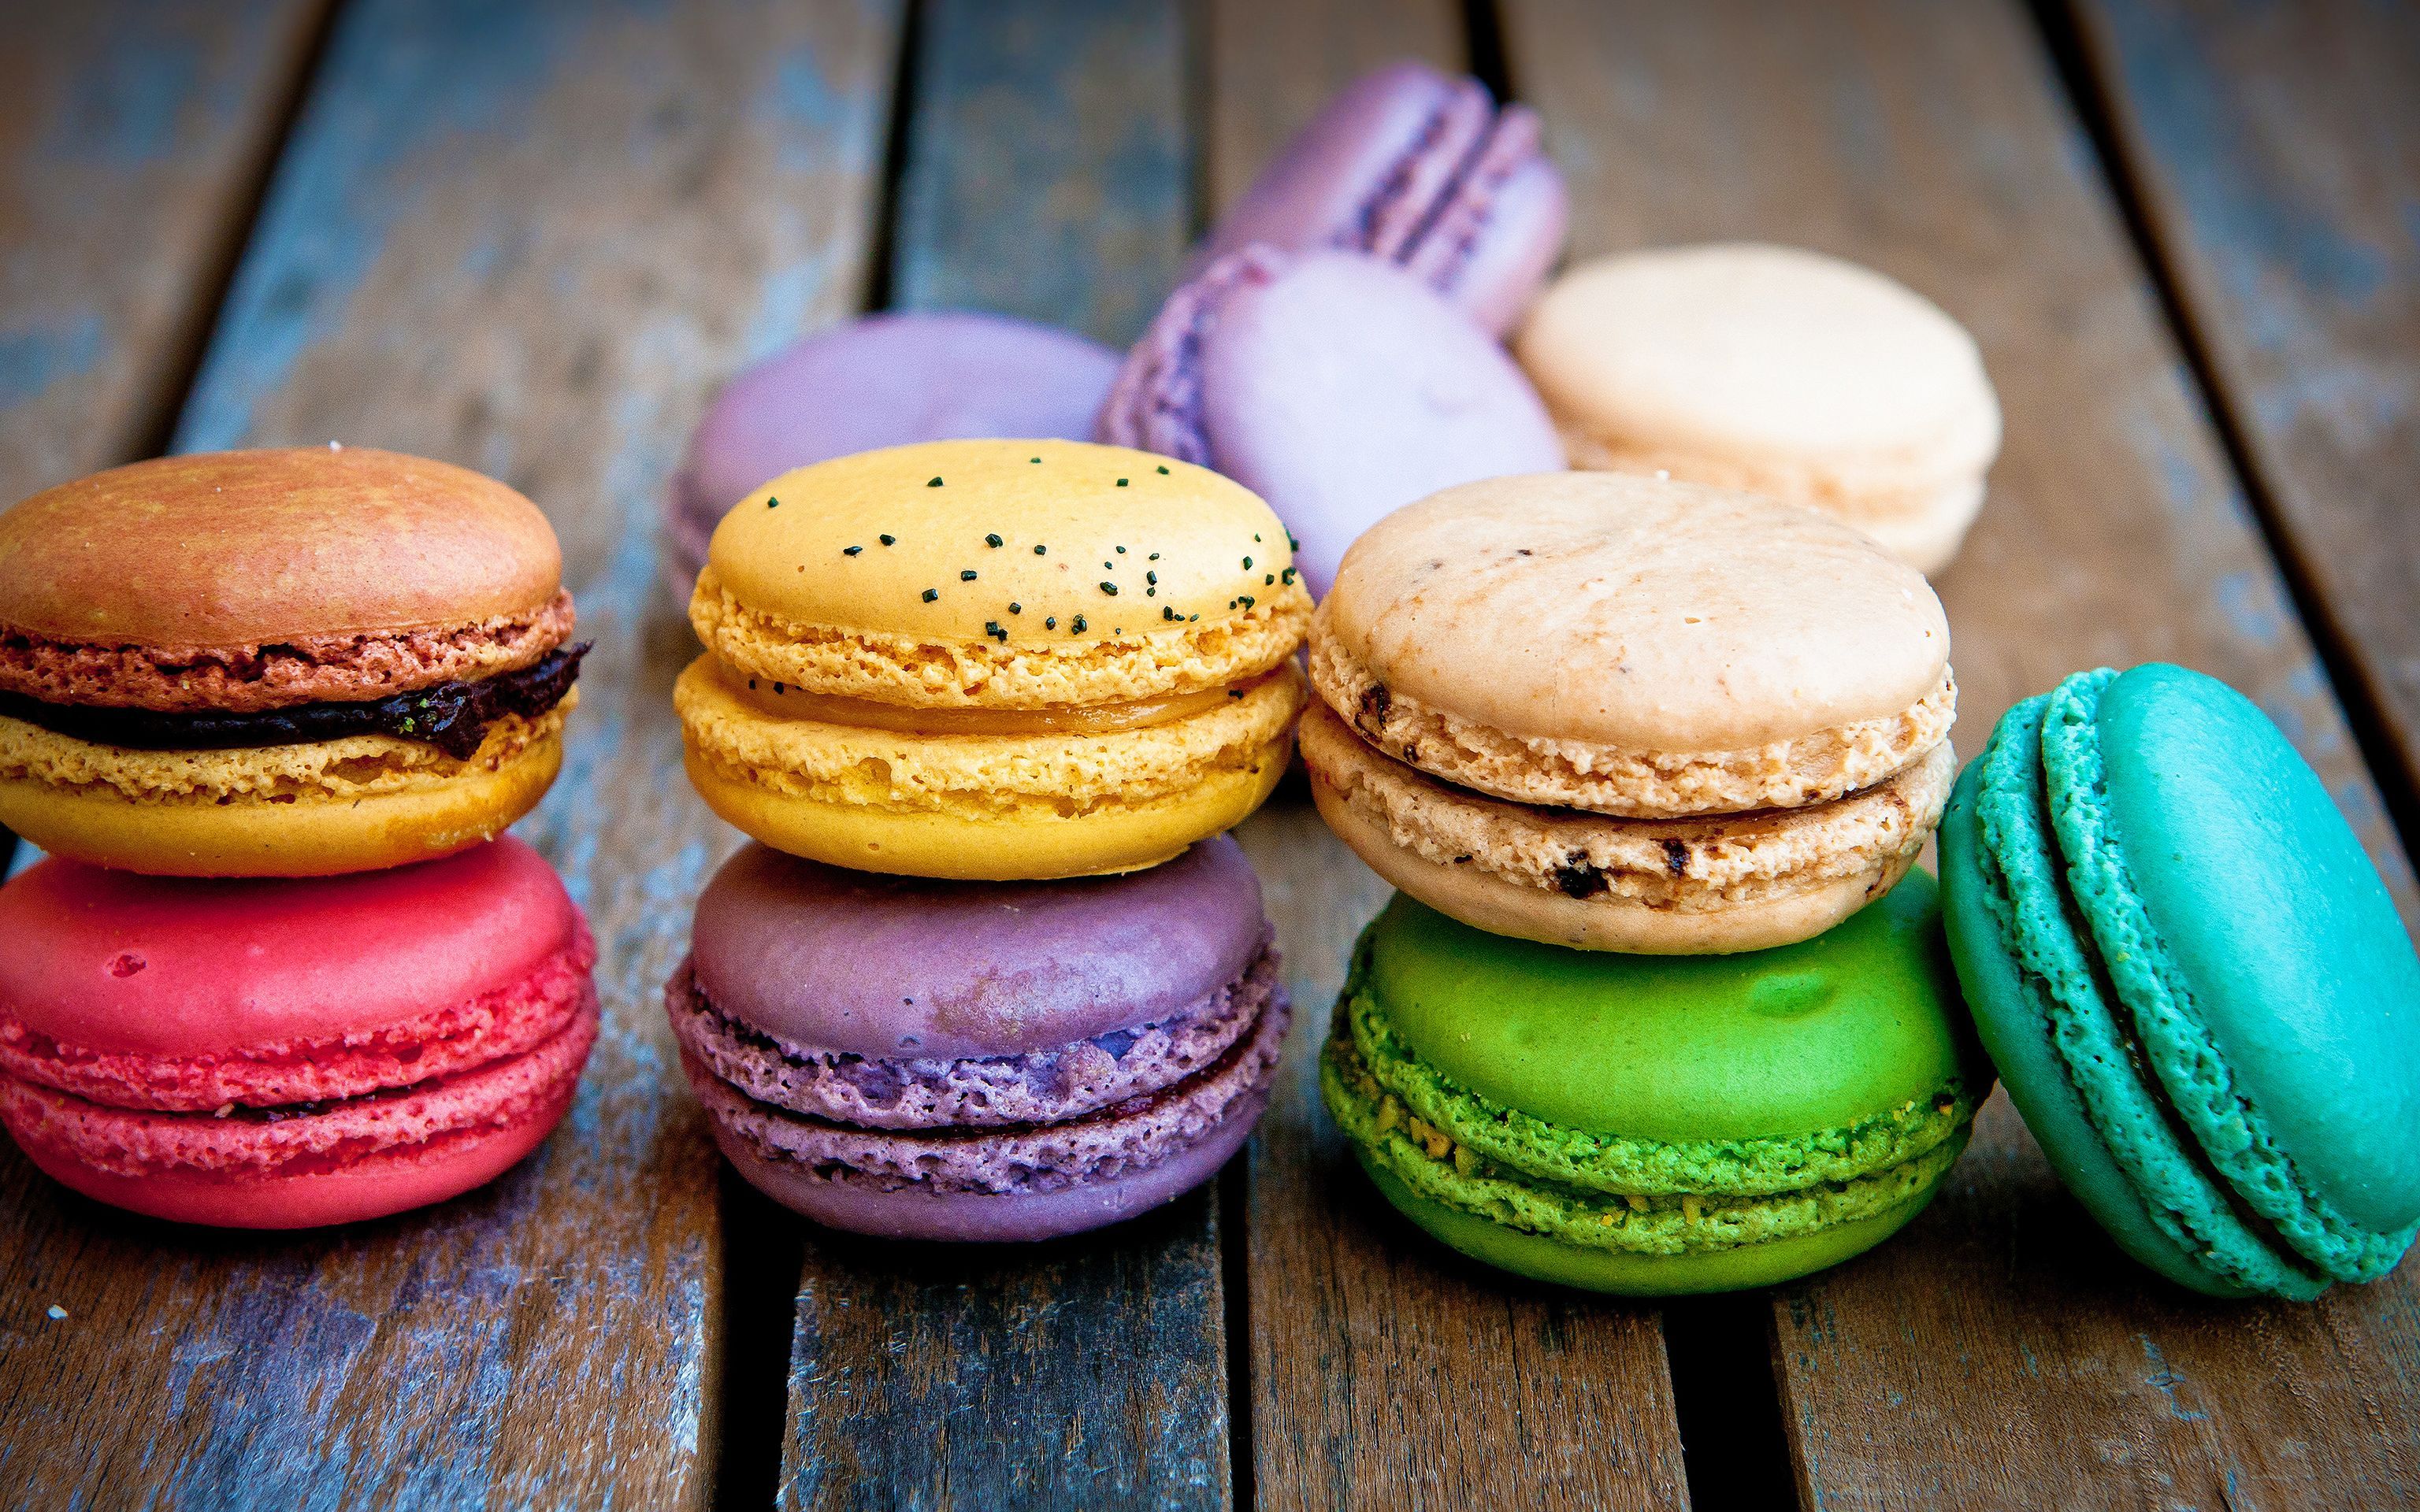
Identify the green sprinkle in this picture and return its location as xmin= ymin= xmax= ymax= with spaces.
xmin=1115 ymin=545 xmax=1126 ymax=554
xmin=1146 ymin=587 xmax=1156 ymax=596
xmin=1281 ymin=566 xmax=1297 ymax=584
xmin=1030 ymin=456 xmax=1041 ymax=463
xmin=985 ymin=533 xmax=1003 ymax=547
xmin=960 ymin=569 xmax=978 ymax=581
xmin=1162 ymin=606 xmax=1176 ymax=621
xmin=1099 ymin=581 xmax=1119 ymax=595
xmin=1045 ymin=616 xmax=1058 ymax=629
xmin=1034 ymin=543 xmax=1047 ymax=555
xmin=1008 ymin=602 xmax=1022 ymax=614
xmin=843 ymin=545 xmax=862 ymax=556
xmin=927 ymin=476 xmax=944 ymax=487
xmin=984 ymin=621 xmax=1006 ymax=642
xmin=748 ymin=679 xmax=758 ymax=689
xmin=1156 ymin=465 xmax=1169 ymax=474
xmin=1253 ymin=533 xmax=1260 ymax=542
xmin=922 ymin=588 xmax=939 ymax=602
xmin=1072 ymin=615 xmax=1087 ymax=632
xmin=1148 ymin=552 xmax=1160 ymax=561
xmin=1289 ymin=535 xmax=1300 ymax=550
xmin=1116 ymin=478 xmax=1129 ymax=487
xmin=1242 ymin=556 xmax=1253 ymax=569
xmin=1145 ymin=571 xmax=1156 ymax=584
xmin=1264 ymin=573 xmax=1275 ymax=585
xmin=880 ymin=534 xmax=896 ymax=546
xmin=766 ymin=497 xmax=781 ymax=509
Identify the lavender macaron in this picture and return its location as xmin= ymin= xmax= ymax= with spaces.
xmin=1097 ymin=246 xmax=1564 ymax=602
xmin=1197 ymin=61 xmax=1567 ymax=338
xmin=667 ymin=836 xmax=1289 ymax=1242
xmin=662 ymin=310 xmax=1119 ymax=600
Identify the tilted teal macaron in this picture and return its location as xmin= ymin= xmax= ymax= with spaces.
xmin=1321 ymin=875 xmax=1991 ymax=1294
xmin=1939 ymin=664 xmax=2420 ymax=1299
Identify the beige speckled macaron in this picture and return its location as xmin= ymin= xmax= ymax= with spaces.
xmin=1301 ymin=471 xmax=1956 ymax=953
xmin=1515 ymin=243 xmax=2000 ymax=575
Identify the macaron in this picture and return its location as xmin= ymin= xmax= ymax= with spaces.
xmin=1198 ymin=61 xmax=1567 ymax=337
xmin=677 ymin=438 xmax=1310 ymax=880
xmin=0 ymin=837 xmax=597 ymax=1228
xmin=1323 ymin=875 xmax=1989 ymax=1293
xmin=1516 ymin=243 xmax=2002 ymax=575
xmin=1302 ymin=471 xmax=1956 ymax=953
xmin=0 ymin=447 xmax=583 ymax=876
xmin=668 ymin=836 xmax=1289 ymax=1241
xmin=1097 ymin=246 xmax=1564 ymax=602
xmin=663 ymin=312 xmax=1119 ymax=601
xmin=1939 ymin=665 xmax=2420 ymax=1298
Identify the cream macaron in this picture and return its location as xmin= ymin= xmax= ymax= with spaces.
xmin=677 ymin=439 xmax=1311 ymax=880
xmin=1301 ymin=471 xmax=1955 ymax=953
xmin=1516 ymin=243 xmax=2000 ymax=575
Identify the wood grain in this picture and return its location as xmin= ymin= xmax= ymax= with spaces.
xmin=2073 ymin=0 xmax=2420 ymax=816
xmin=0 ymin=2 xmax=900 ymax=1505
xmin=773 ymin=4 xmax=1229 ymax=1508
xmin=889 ymin=0 xmax=1190 ymax=346
xmin=0 ymin=0 xmax=325 ymax=502
xmin=1203 ymin=0 xmax=1464 ymax=219
xmin=1212 ymin=9 xmax=1691 ymax=1506
xmin=1501 ymin=0 xmax=2420 ymax=1505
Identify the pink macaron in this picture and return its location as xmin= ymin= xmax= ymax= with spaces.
xmin=0 ymin=837 xmax=597 ymax=1228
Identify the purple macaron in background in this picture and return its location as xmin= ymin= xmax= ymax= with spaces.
xmin=1197 ymin=61 xmax=1567 ymax=339
xmin=1097 ymin=245 xmax=1564 ymax=602
xmin=661 ymin=310 xmax=1119 ymax=602
xmin=667 ymin=836 xmax=1289 ymax=1243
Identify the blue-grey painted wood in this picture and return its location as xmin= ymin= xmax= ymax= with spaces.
xmin=773 ymin=5 xmax=1229 ymax=1509
xmin=0 ymin=2 xmax=900 ymax=1505
xmin=0 ymin=0 xmax=325 ymax=502
xmin=889 ymin=0 xmax=1191 ymax=346
xmin=1500 ymin=0 xmax=2420 ymax=1506
xmin=2078 ymin=0 xmax=2420 ymax=826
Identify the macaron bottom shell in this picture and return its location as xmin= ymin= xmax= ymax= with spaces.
xmin=700 ymin=1073 xmax=1268 ymax=1244
xmin=1306 ymin=750 xmax=1929 ymax=954
xmin=9 ymin=1076 xmax=580 ymax=1229
xmin=0 ymin=721 xmax=562 ymax=877
xmin=1363 ymin=1159 xmax=1943 ymax=1296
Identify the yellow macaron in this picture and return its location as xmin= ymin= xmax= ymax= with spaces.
xmin=677 ymin=439 xmax=1312 ymax=878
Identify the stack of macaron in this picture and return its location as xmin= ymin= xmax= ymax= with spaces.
xmin=1304 ymin=469 xmax=1991 ymax=1292
xmin=0 ymin=447 xmax=598 ymax=1228
xmin=667 ymin=436 xmax=1310 ymax=1240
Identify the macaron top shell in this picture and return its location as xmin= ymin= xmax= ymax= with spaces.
xmin=0 ymin=837 xmax=578 ymax=1057
xmin=1322 ymin=471 xmax=1948 ymax=751
xmin=1101 ymin=248 xmax=1563 ymax=602
xmin=689 ymin=836 xmax=1266 ymax=1061
xmin=2061 ymin=665 xmax=2420 ymax=1239
xmin=1363 ymin=874 xmax=1975 ymax=1143
xmin=0 ymin=448 xmax=561 ymax=646
xmin=1517 ymin=244 xmax=2000 ymax=500
xmin=703 ymin=439 xmax=1296 ymax=646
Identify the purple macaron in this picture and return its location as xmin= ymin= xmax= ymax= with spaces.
xmin=667 ymin=836 xmax=1290 ymax=1242
xmin=1197 ymin=61 xmax=1567 ymax=338
xmin=1097 ymin=245 xmax=1564 ymax=602
xmin=661 ymin=310 xmax=1119 ymax=601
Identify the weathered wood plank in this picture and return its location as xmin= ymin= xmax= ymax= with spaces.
xmin=2073 ymin=0 xmax=2420 ymax=821
xmin=0 ymin=2 xmax=900 ymax=1506
xmin=774 ymin=4 xmax=1228 ymax=1509
xmin=0 ymin=0 xmax=325 ymax=504
xmin=1212 ymin=6 xmax=1693 ymax=1506
xmin=1501 ymin=1 xmax=2420 ymax=1505
xmin=888 ymin=0 xmax=1190 ymax=347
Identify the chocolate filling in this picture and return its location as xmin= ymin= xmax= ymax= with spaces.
xmin=0 ymin=643 xmax=588 ymax=759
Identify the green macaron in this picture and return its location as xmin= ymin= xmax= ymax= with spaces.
xmin=1938 ymin=664 xmax=2420 ymax=1299
xmin=1321 ymin=875 xmax=1991 ymax=1295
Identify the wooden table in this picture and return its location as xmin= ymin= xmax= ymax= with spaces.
xmin=4 ymin=2 xmax=2417 ymax=1506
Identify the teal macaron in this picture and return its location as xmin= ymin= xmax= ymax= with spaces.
xmin=1320 ymin=875 xmax=1991 ymax=1295
xmin=1939 ymin=664 xmax=2420 ymax=1299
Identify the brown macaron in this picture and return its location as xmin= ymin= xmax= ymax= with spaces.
xmin=1301 ymin=471 xmax=1955 ymax=953
xmin=0 ymin=447 xmax=583 ymax=876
